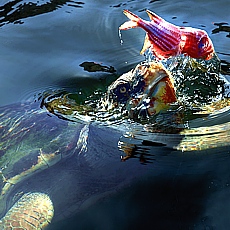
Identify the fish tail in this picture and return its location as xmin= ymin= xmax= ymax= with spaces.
xmin=119 ymin=10 xmax=142 ymax=30
xmin=146 ymin=10 xmax=164 ymax=24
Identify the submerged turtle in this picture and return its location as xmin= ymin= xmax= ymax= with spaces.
xmin=0 ymin=54 xmax=230 ymax=229
xmin=0 ymin=101 xmax=148 ymax=229
xmin=0 ymin=102 xmax=84 ymax=228
xmin=0 ymin=60 xmax=177 ymax=228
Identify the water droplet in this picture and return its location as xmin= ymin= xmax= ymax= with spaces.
xmin=118 ymin=30 xmax=123 ymax=45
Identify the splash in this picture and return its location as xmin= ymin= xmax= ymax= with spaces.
xmin=77 ymin=124 xmax=89 ymax=154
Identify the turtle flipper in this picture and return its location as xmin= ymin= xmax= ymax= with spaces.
xmin=0 ymin=192 xmax=54 ymax=229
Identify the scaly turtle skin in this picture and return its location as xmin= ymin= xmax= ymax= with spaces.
xmin=0 ymin=56 xmax=229 ymax=229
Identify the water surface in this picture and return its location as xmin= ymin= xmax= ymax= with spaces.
xmin=0 ymin=0 xmax=230 ymax=229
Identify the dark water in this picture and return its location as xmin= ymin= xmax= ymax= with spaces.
xmin=0 ymin=0 xmax=230 ymax=229
xmin=0 ymin=0 xmax=229 ymax=106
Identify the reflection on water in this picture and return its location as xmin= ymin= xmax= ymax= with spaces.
xmin=212 ymin=22 xmax=230 ymax=38
xmin=221 ymin=60 xmax=230 ymax=76
xmin=0 ymin=0 xmax=84 ymax=26
xmin=79 ymin=61 xmax=116 ymax=73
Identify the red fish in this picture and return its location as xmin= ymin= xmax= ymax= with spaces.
xmin=119 ymin=10 xmax=214 ymax=60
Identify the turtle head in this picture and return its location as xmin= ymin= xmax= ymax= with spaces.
xmin=107 ymin=61 xmax=177 ymax=120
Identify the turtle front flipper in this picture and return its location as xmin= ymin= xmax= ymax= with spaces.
xmin=0 ymin=192 xmax=54 ymax=229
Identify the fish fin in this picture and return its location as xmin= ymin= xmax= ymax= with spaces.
xmin=146 ymin=9 xmax=163 ymax=23
xmin=140 ymin=34 xmax=151 ymax=55
xmin=119 ymin=10 xmax=141 ymax=30
xmin=123 ymin=9 xmax=140 ymax=21
xmin=119 ymin=21 xmax=139 ymax=30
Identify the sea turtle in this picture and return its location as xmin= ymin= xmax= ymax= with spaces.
xmin=0 ymin=59 xmax=176 ymax=229
xmin=0 ymin=100 xmax=154 ymax=229
xmin=42 ymin=54 xmax=230 ymax=152
xmin=0 ymin=54 xmax=230 ymax=229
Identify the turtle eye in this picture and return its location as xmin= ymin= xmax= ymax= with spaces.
xmin=111 ymin=82 xmax=131 ymax=103
xmin=120 ymin=86 xmax=127 ymax=94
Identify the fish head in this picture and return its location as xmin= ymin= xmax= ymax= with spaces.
xmin=107 ymin=62 xmax=177 ymax=120
xmin=181 ymin=28 xmax=215 ymax=60
xmin=197 ymin=33 xmax=215 ymax=60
